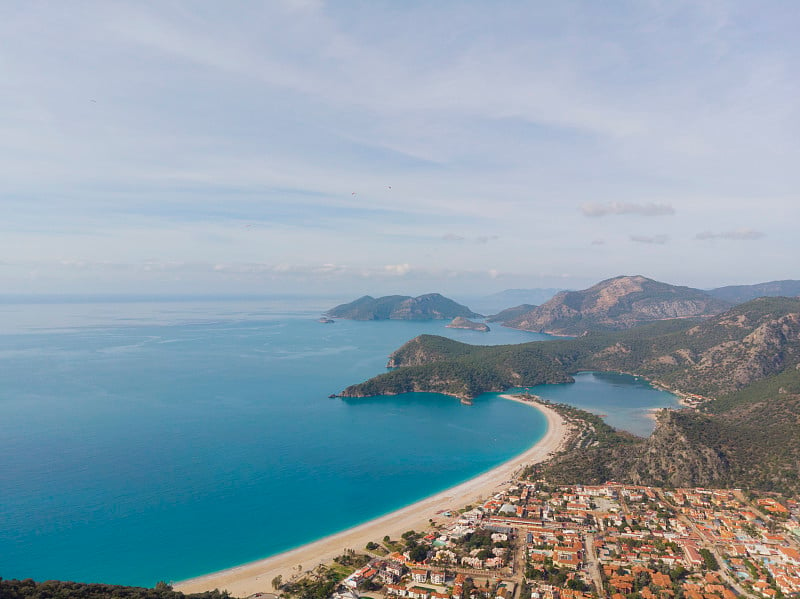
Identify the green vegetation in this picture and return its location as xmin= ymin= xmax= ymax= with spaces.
xmin=699 ymin=549 xmax=719 ymax=571
xmin=343 ymin=297 xmax=800 ymax=493
xmin=0 ymin=579 xmax=232 ymax=599
xmin=525 ymin=559 xmax=589 ymax=591
xmin=281 ymin=567 xmax=343 ymax=599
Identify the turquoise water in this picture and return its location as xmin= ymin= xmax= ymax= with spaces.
xmin=526 ymin=371 xmax=681 ymax=437
xmin=0 ymin=298 xmax=677 ymax=587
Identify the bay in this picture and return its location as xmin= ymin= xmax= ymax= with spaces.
xmin=0 ymin=298 xmax=548 ymax=587
xmin=0 ymin=298 xmax=678 ymax=587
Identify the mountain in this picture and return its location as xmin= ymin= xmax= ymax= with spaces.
xmin=486 ymin=304 xmax=537 ymax=323
xmin=341 ymin=297 xmax=800 ymax=492
xmin=325 ymin=293 xmax=482 ymax=320
xmin=708 ymin=280 xmax=800 ymax=304
xmin=504 ymin=275 xmax=731 ymax=335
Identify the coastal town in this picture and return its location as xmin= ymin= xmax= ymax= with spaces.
xmin=283 ymin=482 xmax=800 ymax=599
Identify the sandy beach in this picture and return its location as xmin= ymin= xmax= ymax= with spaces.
xmin=175 ymin=397 xmax=569 ymax=598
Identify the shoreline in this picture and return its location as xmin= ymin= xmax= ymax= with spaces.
xmin=175 ymin=398 xmax=569 ymax=597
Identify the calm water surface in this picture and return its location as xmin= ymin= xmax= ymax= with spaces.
xmin=0 ymin=298 xmax=676 ymax=586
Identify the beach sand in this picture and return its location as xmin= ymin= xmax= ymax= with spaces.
xmin=175 ymin=397 xmax=569 ymax=598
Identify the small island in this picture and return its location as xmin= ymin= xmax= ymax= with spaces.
xmin=317 ymin=317 xmax=334 ymax=324
xmin=445 ymin=316 xmax=489 ymax=332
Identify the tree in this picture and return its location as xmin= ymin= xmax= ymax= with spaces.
xmin=409 ymin=545 xmax=428 ymax=563
xmin=699 ymin=549 xmax=719 ymax=571
xmin=272 ymin=575 xmax=283 ymax=590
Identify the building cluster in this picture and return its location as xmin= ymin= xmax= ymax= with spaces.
xmin=329 ymin=483 xmax=800 ymax=599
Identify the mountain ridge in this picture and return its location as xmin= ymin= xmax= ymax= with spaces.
xmin=504 ymin=275 xmax=730 ymax=335
xmin=708 ymin=279 xmax=800 ymax=304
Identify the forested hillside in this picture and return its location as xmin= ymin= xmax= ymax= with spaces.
xmin=342 ymin=297 xmax=800 ymax=493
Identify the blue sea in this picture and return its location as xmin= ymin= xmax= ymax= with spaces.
xmin=0 ymin=297 xmax=677 ymax=587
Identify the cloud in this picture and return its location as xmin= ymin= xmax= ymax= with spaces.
xmin=695 ymin=229 xmax=766 ymax=241
xmin=630 ymin=234 xmax=669 ymax=245
xmin=581 ymin=202 xmax=676 ymax=218
xmin=383 ymin=263 xmax=412 ymax=276
xmin=441 ymin=234 xmax=499 ymax=244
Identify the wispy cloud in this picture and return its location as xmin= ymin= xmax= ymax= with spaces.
xmin=630 ymin=234 xmax=670 ymax=245
xmin=0 ymin=2 xmax=795 ymax=293
xmin=441 ymin=234 xmax=499 ymax=244
xmin=383 ymin=263 xmax=412 ymax=276
xmin=695 ymin=229 xmax=766 ymax=241
xmin=582 ymin=202 xmax=676 ymax=218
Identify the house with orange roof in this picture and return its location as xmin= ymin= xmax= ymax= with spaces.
xmin=778 ymin=546 xmax=800 ymax=565
xmin=651 ymin=572 xmax=672 ymax=588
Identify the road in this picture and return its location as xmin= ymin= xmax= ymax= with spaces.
xmin=584 ymin=534 xmax=606 ymax=597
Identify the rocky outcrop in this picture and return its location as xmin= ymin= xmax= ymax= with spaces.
xmin=446 ymin=317 xmax=490 ymax=332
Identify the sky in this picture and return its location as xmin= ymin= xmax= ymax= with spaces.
xmin=1 ymin=0 xmax=798 ymax=296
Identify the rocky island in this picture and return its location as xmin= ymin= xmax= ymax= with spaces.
xmin=325 ymin=293 xmax=481 ymax=321
xmin=445 ymin=316 xmax=489 ymax=331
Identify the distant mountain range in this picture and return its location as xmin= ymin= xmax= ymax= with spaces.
xmin=493 ymin=275 xmax=730 ymax=335
xmin=707 ymin=280 xmax=800 ymax=304
xmin=325 ymin=293 xmax=482 ymax=321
